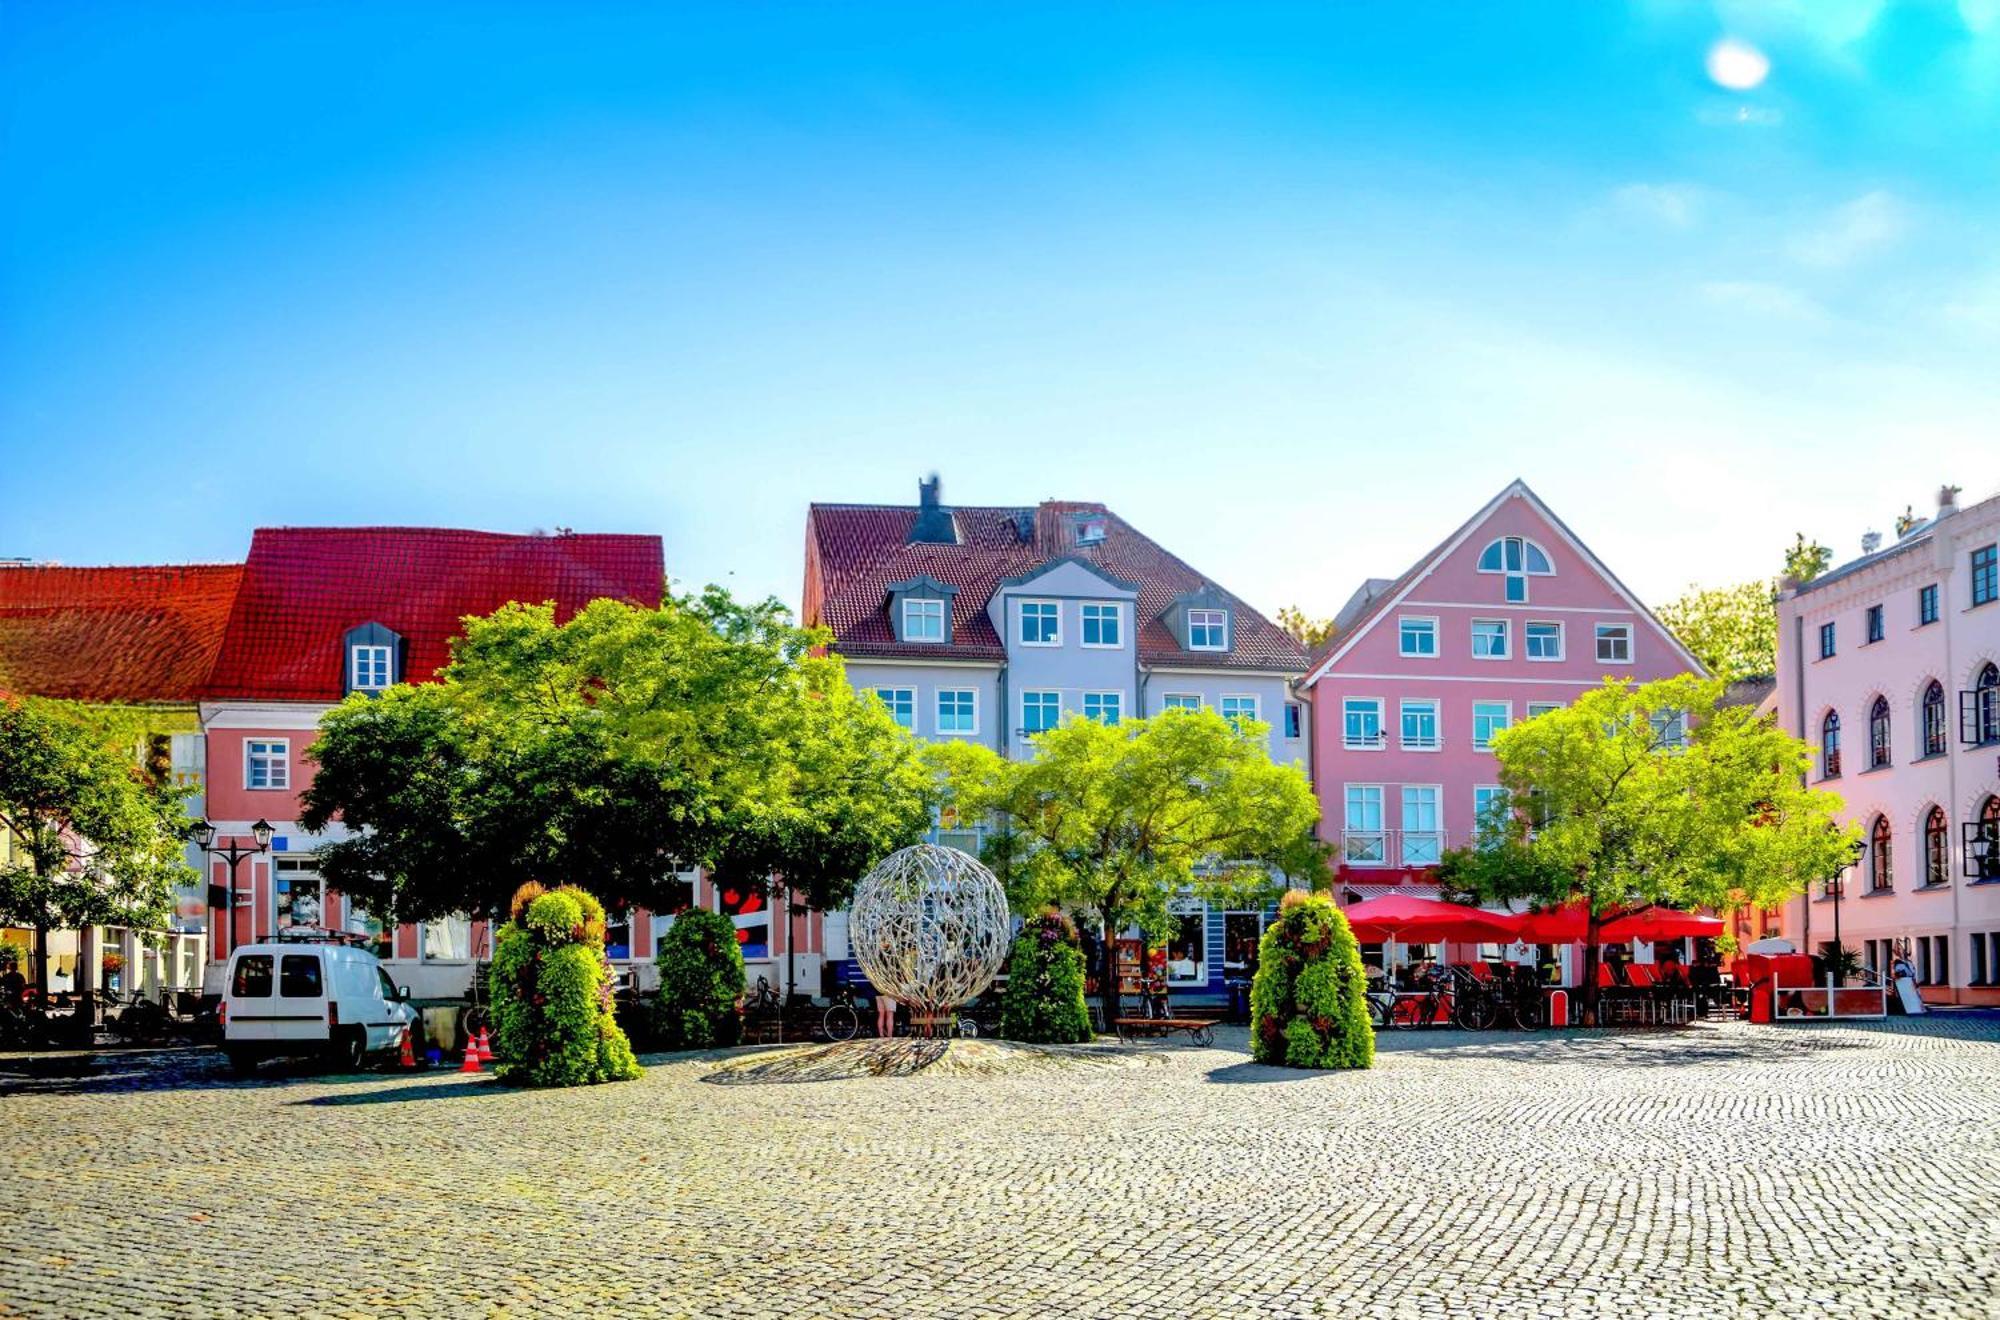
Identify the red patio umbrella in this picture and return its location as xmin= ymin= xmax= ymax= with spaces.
xmin=1597 ymin=907 xmax=1724 ymax=942
xmin=1342 ymin=894 xmax=1518 ymax=942
xmin=1511 ymin=899 xmax=1619 ymax=943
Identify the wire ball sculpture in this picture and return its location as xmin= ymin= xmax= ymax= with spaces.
xmin=849 ymin=843 xmax=1011 ymax=1038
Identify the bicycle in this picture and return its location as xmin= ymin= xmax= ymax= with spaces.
xmin=1384 ymin=966 xmax=1454 ymax=1029
xmin=821 ymin=984 xmax=861 ymax=1042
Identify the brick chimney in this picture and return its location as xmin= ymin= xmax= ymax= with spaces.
xmin=907 ymin=473 xmax=957 ymax=545
xmin=1938 ymin=484 xmax=1962 ymax=519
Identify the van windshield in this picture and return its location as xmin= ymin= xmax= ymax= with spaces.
xmin=279 ymin=955 xmax=323 ymax=998
xmin=231 ymin=955 xmax=273 ymax=998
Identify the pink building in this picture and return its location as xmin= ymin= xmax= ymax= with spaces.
xmin=1773 ymin=484 xmax=2000 ymax=1005
xmin=194 ymin=526 xmax=831 ymax=1005
xmin=1298 ymin=480 xmax=1701 ymax=968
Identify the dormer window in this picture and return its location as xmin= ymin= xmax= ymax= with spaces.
xmin=341 ymin=622 xmax=403 ymax=695
xmin=350 ymin=645 xmax=392 ymax=691
xmin=903 ymin=598 xmax=945 ymax=642
xmin=1188 ymin=608 xmax=1228 ymax=650
xmin=1075 ymin=514 xmax=1107 ymax=545
xmin=1477 ymin=536 xmax=1554 ymax=602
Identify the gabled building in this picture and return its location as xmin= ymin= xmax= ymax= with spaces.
xmin=1772 ymin=483 xmax=2000 ymax=1005
xmin=0 ymin=562 xmax=244 ymax=996
xmin=804 ymin=476 xmax=1309 ymax=999
xmin=1298 ymin=480 xmax=1701 ymax=963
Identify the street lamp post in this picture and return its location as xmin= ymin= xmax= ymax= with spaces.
xmin=191 ymin=819 xmax=273 ymax=960
xmin=1828 ymin=837 xmax=1865 ymax=986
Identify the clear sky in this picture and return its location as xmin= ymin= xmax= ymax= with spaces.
xmin=4 ymin=3 xmax=1997 ymax=620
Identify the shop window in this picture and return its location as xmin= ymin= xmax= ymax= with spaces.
xmin=421 ymin=918 xmax=471 ymax=961
xmin=274 ymin=859 xmax=324 ymax=930
xmin=1223 ymin=912 xmax=1264 ymax=978
xmin=718 ymin=882 xmax=770 ymax=960
xmin=1166 ymin=900 xmax=1207 ymax=986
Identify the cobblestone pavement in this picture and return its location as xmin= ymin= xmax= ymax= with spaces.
xmin=3 ymin=1015 xmax=1998 ymax=1320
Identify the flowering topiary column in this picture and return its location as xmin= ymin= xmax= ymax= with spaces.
xmin=489 ymin=882 xmax=642 ymax=1086
xmin=999 ymin=909 xmax=1093 ymax=1043
xmin=652 ymin=907 xmax=746 ymax=1049
xmin=1250 ymin=889 xmax=1374 ymax=1070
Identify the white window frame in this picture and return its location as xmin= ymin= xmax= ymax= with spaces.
xmin=1020 ymin=690 xmax=1062 ymax=735
xmin=1401 ymin=785 xmax=1442 ymax=866
xmin=1187 ymin=608 xmax=1229 ymax=651
xmin=1018 ymin=599 xmax=1061 ymax=647
xmin=1398 ymin=616 xmax=1439 ymax=659
xmin=349 ymin=644 xmax=392 ymax=690
xmin=1082 ymin=691 xmax=1124 ymax=724
xmin=902 ymin=597 xmax=946 ymax=643
xmin=873 ymin=687 xmax=916 ymax=730
xmin=1473 ymin=784 xmax=1508 ymax=829
xmin=1219 ymin=694 xmax=1259 ymax=727
xmin=273 ymin=857 xmax=325 ymax=931
xmin=1595 ymin=623 xmax=1633 ymax=665
xmin=1342 ymin=697 xmax=1386 ymax=750
xmin=935 ymin=688 xmax=978 ymax=737
xmin=1470 ymin=618 xmax=1510 ymax=661
xmin=1080 ymin=602 xmax=1123 ymax=649
xmin=420 ymin=915 xmax=472 ymax=963
xmin=1160 ymin=693 xmax=1203 ymax=713
xmin=1524 ymin=621 xmax=1564 ymax=662
xmin=1343 ymin=784 xmax=1386 ymax=865
xmin=244 ymin=739 xmax=290 ymax=792
xmin=1472 ymin=701 xmax=1512 ymax=751
xmin=1400 ymin=698 xmax=1441 ymax=751
xmin=1526 ymin=701 xmax=1564 ymax=719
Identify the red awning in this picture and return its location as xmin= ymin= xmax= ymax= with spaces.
xmin=1598 ymin=908 xmax=1724 ymax=942
xmin=1510 ymin=900 xmax=1615 ymax=942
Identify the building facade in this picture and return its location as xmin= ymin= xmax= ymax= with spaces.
xmin=1773 ymin=484 xmax=2000 ymax=1005
xmin=803 ymin=477 xmax=1310 ymax=999
xmin=1298 ymin=480 xmax=1702 ymax=968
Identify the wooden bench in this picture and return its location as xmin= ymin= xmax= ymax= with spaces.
xmin=1113 ymin=1017 xmax=1215 ymax=1046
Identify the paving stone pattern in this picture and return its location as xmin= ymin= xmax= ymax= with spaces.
xmin=2 ymin=1016 xmax=1997 ymax=1319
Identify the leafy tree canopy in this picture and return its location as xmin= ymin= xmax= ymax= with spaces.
xmin=1783 ymin=532 xmax=1832 ymax=585
xmin=928 ymin=709 xmax=1326 ymax=1026
xmin=1276 ymin=605 xmax=1334 ymax=649
xmin=301 ymin=590 xmax=938 ymax=924
xmin=1656 ymin=581 xmax=1777 ymax=682
xmin=0 ymin=698 xmax=195 ymax=988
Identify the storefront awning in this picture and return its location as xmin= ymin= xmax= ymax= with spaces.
xmin=1341 ymin=883 xmax=1442 ymax=902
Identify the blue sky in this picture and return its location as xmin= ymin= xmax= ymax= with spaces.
xmin=5 ymin=2 xmax=1998 ymax=619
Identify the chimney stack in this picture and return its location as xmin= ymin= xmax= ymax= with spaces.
xmin=1938 ymin=484 xmax=1962 ymax=518
xmin=906 ymin=473 xmax=958 ymax=545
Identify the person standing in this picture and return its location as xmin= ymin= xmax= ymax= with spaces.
xmin=874 ymin=991 xmax=898 ymax=1039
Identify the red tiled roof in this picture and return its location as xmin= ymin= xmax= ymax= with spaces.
xmin=805 ymin=501 xmax=1306 ymax=671
xmin=202 ymin=528 xmax=663 ymax=701
xmin=0 ymin=564 xmax=244 ymax=704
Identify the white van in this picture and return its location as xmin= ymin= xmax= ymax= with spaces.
xmin=220 ymin=941 xmax=423 ymax=1075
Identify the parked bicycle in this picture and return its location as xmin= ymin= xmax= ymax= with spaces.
xmin=820 ymin=983 xmax=861 ymax=1041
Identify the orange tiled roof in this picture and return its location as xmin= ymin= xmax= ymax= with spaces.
xmin=0 ymin=564 xmax=245 ymax=704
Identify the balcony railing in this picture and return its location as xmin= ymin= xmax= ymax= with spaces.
xmin=1342 ymin=731 xmax=1388 ymax=750
xmin=1342 ymin=829 xmax=1449 ymax=866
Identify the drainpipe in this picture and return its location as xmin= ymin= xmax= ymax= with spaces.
xmin=1941 ymin=533 xmax=1962 ymax=1002
xmin=998 ymin=658 xmax=1010 ymax=759
xmin=1793 ymin=609 xmax=1811 ymax=957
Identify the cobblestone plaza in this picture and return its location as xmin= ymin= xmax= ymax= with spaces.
xmin=2 ymin=1017 xmax=1996 ymax=1319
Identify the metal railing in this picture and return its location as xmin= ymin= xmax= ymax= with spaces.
xmin=1342 ymin=829 xmax=1449 ymax=865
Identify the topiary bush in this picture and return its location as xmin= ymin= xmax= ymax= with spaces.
xmin=488 ymin=882 xmax=642 ymax=1086
xmin=652 ymin=907 xmax=746 ymax=1050
xmin=1250 ymin=889 xmax=1374 ymax=1070
xmin=1000 ymin=909 xmax=1092 ymax=1044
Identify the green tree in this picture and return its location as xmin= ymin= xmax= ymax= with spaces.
xmin=1443 ymin=675 xmax=1855 ymax=1022
xmin=1276 ymin=606 xmax=1333 ymax=649
xmin=302 ymin=590 xmax=937 ymax=937
xmin=931 ymin=710 xmax=1326 ymax=1033
xmin=1656 ymin=581 xmax=1776 ymax=682
xmin=1784 ymin=532 xmax=1832 ymax=585
xmin=653 ymin=907 xmax=746 ymax=1049
xmin=999 ymin=909 xmax=1092 ymax=1043
xmin=0 ymin=698 xmax=194 ymax=994
xmin=489 ymin=882 xmax=641 ymax=1086
xmin=1249 ymin=889 xmax=1373 ymax=1070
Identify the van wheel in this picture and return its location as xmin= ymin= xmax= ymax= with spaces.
xmin=225 ymin=1048 xmax=259 ymax=1077
xmin=329 ymin=1027 xmax=367 ymax=1073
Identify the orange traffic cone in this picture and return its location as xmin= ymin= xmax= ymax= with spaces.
xmin=473 ymin=1027 xmax=493 ymax=1063
xmin=397 ymin=1026 xmax=417 ymax=1070
xmin=459 ymin=1033 xmax=484 ymax=1073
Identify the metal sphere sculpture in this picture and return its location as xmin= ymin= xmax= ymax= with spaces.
xmin=849 ymin=843 xmax=1011 ymax=1038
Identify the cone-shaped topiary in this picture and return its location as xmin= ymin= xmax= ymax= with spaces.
xmin=1000 ymin=909 xmax=1093 ymax=1043
xmin=652 ymin=907 xmax=746 ymax=1049
xmin=1250 ymin=889 xmax=1374 ymax=1070
xmin=489 ymin=882 xmax=642 ymax=1086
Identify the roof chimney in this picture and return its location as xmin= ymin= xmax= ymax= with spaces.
xmin=1861 ymin=530 xmax=1883 ymax=555
xmin=907 ymin=473 xmax=957 ymax=545
xmin=1938 ymin=484 xmax=1962 ymax=518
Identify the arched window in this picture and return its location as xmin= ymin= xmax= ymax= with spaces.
xmin=1820 ymin=709 xmax=1841 ymax=778
xmin=1974 ymin=795 xmax=2000 ymax=882
xmin=1868 ymin=696 xmax=1891 ymax=769
xmin=1976 ymin=663 xmax=2000 ymax=746
xmin=1924 ymin=806 xmax=1949 ymax=887
xmin=1475 ymin=536 xmax=1554 ymax=603
xmin=1921 ymin=681 xmax=1947 ymax=757
xmin=1869 ymin=815 xmax=1892 ymax=892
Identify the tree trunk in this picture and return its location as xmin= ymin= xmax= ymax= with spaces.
xmin=34 ymin=922 xmax=49 ymax=997
xmin=1580 ymin=910 xmax=1602 ymax=1027
xmin=1098 ymin=911 xmax=1120 ymax=1038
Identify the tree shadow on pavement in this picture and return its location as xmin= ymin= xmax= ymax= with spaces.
xmin=294 ymin=1077 xmax=507 ymax=1106
xmin=0 ymin=1046 xmax=443 ymax=1098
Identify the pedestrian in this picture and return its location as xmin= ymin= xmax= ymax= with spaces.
xmin=874 ymin=991 xmax=898 ymax=1039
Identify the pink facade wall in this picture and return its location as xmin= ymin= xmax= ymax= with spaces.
xmin=1308 ymin=488 xmax=1697 ymax=878
xmin=1773 ymin=490 xmax=2000 ymax=1005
